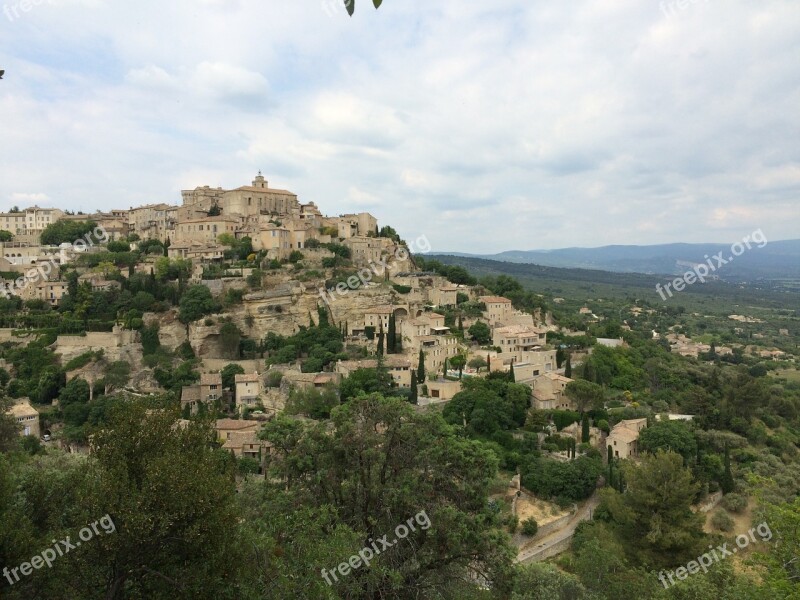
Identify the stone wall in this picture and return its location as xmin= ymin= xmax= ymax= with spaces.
xmin=521 ymin=533 xmax=574 ymax=563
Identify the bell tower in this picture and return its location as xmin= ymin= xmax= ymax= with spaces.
xmin=252 ymin=171 xmax=267 ymax=189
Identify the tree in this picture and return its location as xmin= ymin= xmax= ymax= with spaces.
xmin=565 ymin=355 xmax=572 ymax=378
xmin=285 ymin=384 xmax=339 ymax=420
xmin=219 ymin=321 xmax=242 ymax=359
xmin=417 ymin=349 xmax=426 ymax=383
xmin=0 ymin=230 xmax=13 ymax=242
xmin=40 ymin=219 xmax=97 ymax=245
xmin=638 ymin=420 xmax=697 ymax=463
xmin=257 ymin=394 xmax=516 ymax=596
xmin=83 ymin=399 xmax=242 ymax=598
xmin=600 ymin=451 xmax=706 ymax=568
xmin=556 ymin=347 xmax=565 ymax=369
xmin=387 ymin=313 xmax=396 ymax=353
xmin=376 ymin=328 xmax=385 ymax=356
xmin=0 ymin=398 xmax=20 ymax=452
xmin=339 ymin=367 xmax=394 ymax=402
xmin=221 ymin=363 xmax=245 ymax=392
xmin=720 ymin=443 xmax=735 ymax=494
xmin=468 ymin=356 xmax=487 ymax=372
xmin=450 ymin=353 xmax=467 ymax=380
xmin=410 ymin=370 xmax=418 ymax=404
xmin=468 ymin=321 xmax=492 ymax=345
xmin=581 ymin=413 xmax=590 ymax=443
xmin=179 ymin=285 xmax=217 ymax=323
xmin=103 ymin=360 xmax=131 ymax=395
xmin=565 ymin=379 xmax=604 ymax=413
xmin=512 ymin=563 xmax=593 ymax=600
xmin=140 ymin=323 xmax=160 ymax=355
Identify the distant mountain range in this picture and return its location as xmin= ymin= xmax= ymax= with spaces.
xmin=441 ymin=239 xmax=800 ymax=281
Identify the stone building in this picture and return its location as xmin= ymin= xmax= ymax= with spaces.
xmin=181 ymin=173 xmax=299 ymax=218
xmin=607 ymin=418 xmax=648 ymax=460
xmin=175 ymin=216 xmax=240 ymax=245
xmin=8 ymin=399 xmax=40 ymax=438
xmin=128 ymin=203 xmax=177 ymax=241
xmin=235 ymin=372 xmax=262 ymax=414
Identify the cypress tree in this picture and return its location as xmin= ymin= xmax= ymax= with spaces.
xmin=377 ymin=324 xmax=385 ymax=356
xmin=388 ymin=313 xmax=396 ymax=354
xmin=509 ymin=364 xmax=515 ymax=383
xmin=410 ymin=371 xmax=418 ymax=405
xmin=417 ymin=350 xmax=426 ymax=383
xmin=721 ymin=443 xmax=735 ymax=493
xmin=581 ymin=414 xmax=590 ymax=443
xmin=565 ymin=356 xmax=572 ymax=378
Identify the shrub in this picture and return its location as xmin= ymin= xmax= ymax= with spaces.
xmin=266 ymin=370 xmax=283 ymax=388
xmin=721 ymin=492 xmax=747 ymax=513
xmin=506 ymin=514 xmax=519 ymax=534
xmin=711 ymin=510 xmax=735 ymax=532
xmin=521 ymin=518 xmax=539 ymax=537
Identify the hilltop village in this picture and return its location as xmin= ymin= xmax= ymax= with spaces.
xmin=0 ymin=173 xmax=578 ymax=451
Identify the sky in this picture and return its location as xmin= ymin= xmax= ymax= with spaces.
xmin=0 ymin=0 xmax=798 ymax=254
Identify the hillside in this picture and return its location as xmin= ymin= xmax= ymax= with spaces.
xmin=444 ymin=238 xmax=800 ymax=282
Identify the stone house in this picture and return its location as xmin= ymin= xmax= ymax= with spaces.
xmin=235 ymin=372 xmax=262 ymax=414
xmin=0 ymin=206 xmax=65 ymax=240
xmin=214 ymin=419 xmax=260 ymax=446
xmin=607 ymin=418 xmax=648 ymax=459
xmin=9 ymin=399 xmax=40 ymax=438
xmin=175 ymin=216 xmax=240 ymax=245
xmin=128 ymin=203 xmax=177 ymax=241
xmin=493 ymin=325 xmax=547 ymax=354
xmin=479 ymin=296 xmax=513 ymax=325
xmin=532 ymin=372 xmax=574 ymax=410
xmin=401 ymin=313 xmax=460 ymax=375
xmin=424 ymin=378 xmax=462 ymax=401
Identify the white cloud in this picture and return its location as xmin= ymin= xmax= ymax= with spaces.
xmin=0 ymin=0 xmax=798 ymax=252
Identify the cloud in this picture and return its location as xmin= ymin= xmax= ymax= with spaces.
xmin=7 ymin=192 xmax=50 ymax=206
xmin=0 ymin=0 xmax=798 ymax=252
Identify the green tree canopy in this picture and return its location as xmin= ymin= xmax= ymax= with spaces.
xmin=178 ymin=285 xmax=217 ymax=324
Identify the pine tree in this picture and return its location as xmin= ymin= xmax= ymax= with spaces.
xmin=410 ymin=371 xmax=418 ymax=405
xmin=417 ymin=350 xmax=426 ymax=383
xmin=565 ymin=355 xmax=572 ymax=378
xmin=387 ymin=313 xmax=396 ymax=354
